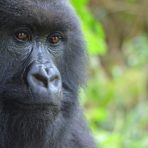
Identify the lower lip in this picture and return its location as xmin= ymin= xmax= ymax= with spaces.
xmin=3 ymin=100 xmax=59 ymax=111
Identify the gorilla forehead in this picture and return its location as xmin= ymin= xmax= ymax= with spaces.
xmin=0 ymin=0 xmax=78 ymax=31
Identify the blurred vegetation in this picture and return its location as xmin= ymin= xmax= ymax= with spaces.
xmin=71 ymin=0 xmax=148 ymax=148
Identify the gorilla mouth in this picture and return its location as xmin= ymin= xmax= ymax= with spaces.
xmin=3 ymin=99 xmax=60 ymax=112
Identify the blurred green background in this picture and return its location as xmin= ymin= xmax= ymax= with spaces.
xmin=71 ymin=0 xmax=148 ymax=148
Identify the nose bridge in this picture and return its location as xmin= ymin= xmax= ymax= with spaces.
xmin=33 ymin=42 xmax=50 ymax=64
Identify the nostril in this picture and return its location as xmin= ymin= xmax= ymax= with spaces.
xmin=50 ymin=75 xmax=59 ymax=82
xmin=45 ymin=67 xmax=49 ymax=74
xmin=50 ymin=75 xmax=60 ymax=86
xmin=33 ymin=73 xmax=48 ymax=88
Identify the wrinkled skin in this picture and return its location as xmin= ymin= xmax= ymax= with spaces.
xmin=0 ymin=0 xmax=96 ymax=148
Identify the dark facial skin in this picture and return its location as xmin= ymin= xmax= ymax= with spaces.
xmin=0 ymin=0 xmax=96 ymax=148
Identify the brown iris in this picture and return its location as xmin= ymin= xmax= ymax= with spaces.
xmin=15 ymin=32 xmax=31 ymax=42
xmin=49 ymin=33 xmax=62 ymax=45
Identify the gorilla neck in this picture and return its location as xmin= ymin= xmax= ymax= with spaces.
xmin=0 ymin=105 xmax=64 ymax=148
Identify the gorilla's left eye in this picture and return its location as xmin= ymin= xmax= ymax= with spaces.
xmin=48 ymin=32 xmax=63 ymax=45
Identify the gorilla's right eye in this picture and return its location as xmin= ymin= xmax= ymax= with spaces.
xmin=15 ymin=31 xmax=32 ymax=42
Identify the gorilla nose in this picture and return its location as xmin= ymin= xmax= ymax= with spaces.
xmin=27 ymin=63 xmax=61 ymax=93
xmin=32 ymin=70 xmax=59 ymax=88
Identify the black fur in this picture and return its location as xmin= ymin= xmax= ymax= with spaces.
xmin=0 ymin=0 xmax=96 ymax=148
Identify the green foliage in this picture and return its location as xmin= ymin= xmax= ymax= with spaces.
xmin=127 ymin=0 xmax=138 ymax=4
xmin=124 ymin=36 xmax=148 ymax=67
xmin=82 ymin=57 xmax=148 ymax=148
xmin=71 ymin=0 xmax=107 ymax=55
xmin=71 ymin=0 xmax=148 ymax=148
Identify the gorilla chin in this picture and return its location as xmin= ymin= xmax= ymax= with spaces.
xmin=0 ymin=0 xmax=96 ymax=148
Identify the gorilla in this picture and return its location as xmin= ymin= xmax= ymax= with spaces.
xmin=0 ymin=0 xmax=96 ymax=148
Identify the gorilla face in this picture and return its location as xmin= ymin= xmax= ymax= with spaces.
xmin=0 ymin=1 xmax=94 ymax=148
xmin=0 ymin=0 xmax=84 ymax=111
